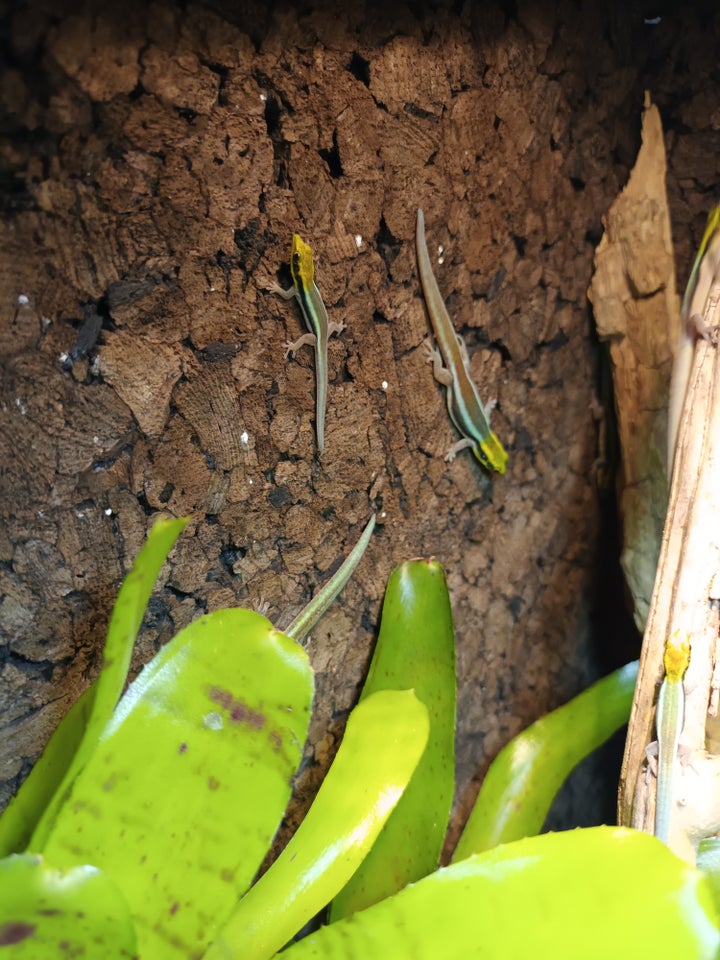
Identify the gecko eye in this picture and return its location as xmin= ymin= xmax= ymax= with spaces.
xmin=473 ymin=446 xmax=490 ymax=469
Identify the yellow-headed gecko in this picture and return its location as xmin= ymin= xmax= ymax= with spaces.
xmin=415 ymin=209 xmax=508 ymax=474
xmin=654 ymin=630 xmax=691 ymax=844
xmin=668 ymin=206 xmax=720 ymax=474
xmin=269 ymin=234 xmax=345 ymax=452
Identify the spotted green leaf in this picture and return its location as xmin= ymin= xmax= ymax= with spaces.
xmin=206 ymin=689 xmax=430 ymax=960
xmin=0 ymin=852 xmax=136 ymax=958
xmin=40 ymin=608 xmax=313 ymax=960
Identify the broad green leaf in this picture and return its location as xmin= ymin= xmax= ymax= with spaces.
xmin=205 ymin=689 xmax=430 ymax=960
xmin=10 ymin=516 xmax=188 ymax=854
xmin=0 ymin=852 xmax=136 ymax=957
xmin=453 ymin=659 xmax=639 ymax=859
xmin=281 ymin=827 xmax=720 ymax=960
xmin=330 ymin=559 xmax=455 ymax=920
xmin=41 ymin=608 xmax=313 ymax=960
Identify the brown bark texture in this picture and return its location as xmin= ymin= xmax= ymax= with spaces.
xmin=1 ymin=0 xmax=718 ymax=838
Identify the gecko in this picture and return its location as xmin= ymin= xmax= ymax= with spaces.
xmin=268 ymin=233 xmax=345 ymax=452
xmin=667 ymin=206 xmax=720 ymax=475
xmin=415 ymin=208 xmax=508 ymax=474
xmin=654 ymin=630 xmax=691 ymax=844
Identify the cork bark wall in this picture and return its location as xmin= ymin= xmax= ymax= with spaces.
xmin=1 ymin=0 xmax=718 ymax=836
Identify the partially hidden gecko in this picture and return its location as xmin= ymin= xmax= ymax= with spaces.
xmin=415 ymin=209 xmax=508 ymax=474
xmin=269 ymin=233 xmax=345 ymax=453
xmin=654 ymin=630 xmax=691 ymax=844
xmin=667 ymin=206 xmax=720 ymax=475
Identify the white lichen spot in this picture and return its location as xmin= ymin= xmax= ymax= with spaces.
xmin=76 ymin=512 xmax=85 ymax=519
xmin=240 ymin=430 xmax=249 ymax=445
xmin=248 ymin=477 xmax=254 ymax=485
xmin=381 ymin=380 xmax=388 ymax=391
xmin=58 ymin=351 xmax=69 ymax=365
xmin=204 ymin=711 xmax=224 ymax=731
xmin=93 ymin=436 xmax=101 ymax=445
xmin=380 ymin=511 xmax=387 ymax=520
xmin=259 ymin=92 xmax=267 ymax=102
xmin=354 ymin=234 xmax=362 ymax=249
xmin=15 ymin=397 xmax=26 ymax=415
xmin=104 ymin=508 xmax=113 ymax=516
xmin=17 ymin=294 xmax=29 ymax=306
xmin=437 ymin=244 xmax=445 ymax=266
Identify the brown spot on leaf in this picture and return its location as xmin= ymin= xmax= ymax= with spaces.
xmin=178 ymin=741 xmax=188 ymax=754
xmin=0 ymin=922 xmax=36 ymax=945
xmin=207 ymin=685 xmax=265 ymax=729
xmin=208 ymin=775 xmax=220 ymax=790
xmin=169 ymin=902 xmax=180 ymax=915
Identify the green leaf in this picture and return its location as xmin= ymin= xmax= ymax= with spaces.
xmin=330 ymin=559 xmax=455 ymax=920
xmin=280 ymin=827 xmax=720 ymax=960
xmin=205 ymin=689 xmax=430 ymax=960
xmin=453 ymin=659 xmax=639 ymax=859
xmin=0 ymin=688 xmax=94 ymax=859
xmin=40 ymin=608 xmax=314 ymax=960
xmin=698 ymin=838 xmax=720 ymax=919
xmin=0 ymin=852 xmax=136 ymax=957
xmin=1 ymin=516 xmax=187 ymax=856
xmin=84 ymin=516 xmax=190 ymax=746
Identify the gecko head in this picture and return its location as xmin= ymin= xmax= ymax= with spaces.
xmin=475 ymin=432 xmax=508 ymax=475
xmin=663 ymin=630 xmax=691 ymax=681
xmin=290 ymin=233 xmax=315 ymax=289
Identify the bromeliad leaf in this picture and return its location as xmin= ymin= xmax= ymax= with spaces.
xmin=0 ymin=516 xmax=188 ymax=856
xmin=281 ymin=827 xmax=720 ymax=960
xmin=40 ymin=608 xmax=314 ymax=960
xmin=453 ymin=660 xmax=639 ymax=859
xmin=0 ymin=852 xmax=136 ymax=958
xmin=205 ymin=689 xmax=430 ymax=960
xmin=330 ymin=559 xmax=456 ymax=920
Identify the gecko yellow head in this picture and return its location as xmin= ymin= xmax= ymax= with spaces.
xmin=474 ymin=431 xmax=508 ymax=475
xmin=290 ymin=233 xmax=315 ymax=289
xmin=663 ymin=630 xmax=691 ymax=681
